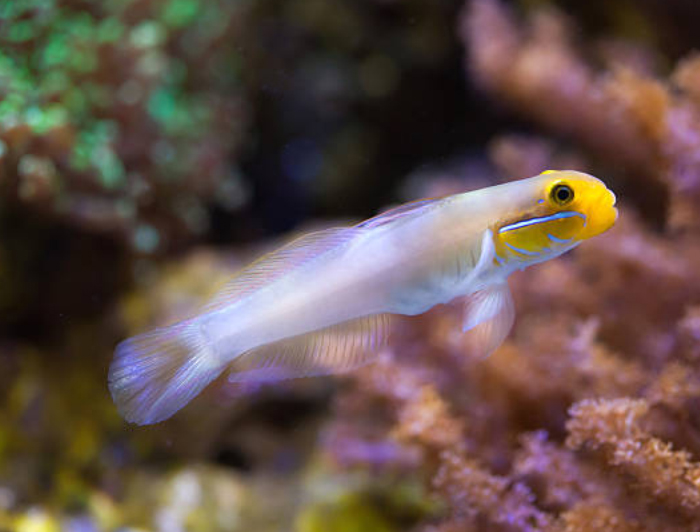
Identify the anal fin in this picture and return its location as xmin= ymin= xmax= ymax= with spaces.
xmin=227 ymin=314 xmax=391 ymax=383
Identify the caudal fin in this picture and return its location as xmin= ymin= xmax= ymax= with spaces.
xmin=108 ymin=320 xmax=222 ymax=425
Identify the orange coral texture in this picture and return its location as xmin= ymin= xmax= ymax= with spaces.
xmin=323 ymin=1 xmax=700 ymax=530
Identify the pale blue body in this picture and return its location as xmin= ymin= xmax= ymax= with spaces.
xmin=108 ymin=172 xmax=610 ymax=425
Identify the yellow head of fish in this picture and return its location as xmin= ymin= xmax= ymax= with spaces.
xmin=494 ymin=170 xmax=617 ymax=263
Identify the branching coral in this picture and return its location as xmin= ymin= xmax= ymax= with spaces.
xmin=462 ymin=0 xmax=700 ymax=231
xmin=462 ymin=0 xmax=665 ymax=173
xmin=556 ymin=503 xmax=645 ymax=532
xmin=433 ymin=449 xmax=552 ymax=532
xmin=567 ymin=398 xmax=700 ymax=514
xmin=323 ymin=20 xmax=700 ymax=520
xmin=7 ymin=0 xmax=700 ymax=530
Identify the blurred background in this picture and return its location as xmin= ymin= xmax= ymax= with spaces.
xmin=4 ymin=0 xmax=700 ymax=530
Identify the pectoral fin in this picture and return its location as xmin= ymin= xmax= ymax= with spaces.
xmin=462 ymin=282 xmax=515 ymax=358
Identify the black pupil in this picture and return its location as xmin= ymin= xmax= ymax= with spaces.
xmin=556 ymin=186 xmax=571 ymax=202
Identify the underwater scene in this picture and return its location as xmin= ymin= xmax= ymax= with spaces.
xmin=3 ymin=0 xmax=700 ymax=530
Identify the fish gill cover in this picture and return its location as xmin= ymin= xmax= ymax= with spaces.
xmin=2 ymin=0 xmax=700 ymax=531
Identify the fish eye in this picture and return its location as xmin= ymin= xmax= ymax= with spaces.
xmin=551 ymin=184 xmax=574 ymax=205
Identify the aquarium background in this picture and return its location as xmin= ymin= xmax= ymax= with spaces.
xmin=3 ymin=0 xmax=700 ymax=530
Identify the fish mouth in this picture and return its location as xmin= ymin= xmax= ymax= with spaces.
xmin=597 ymin=189 xmax=618 ymax=233
xmin=608 ymin=189 xmax=619 ymax=223
xmin=579 ymin=188 xmax=618 ymax=239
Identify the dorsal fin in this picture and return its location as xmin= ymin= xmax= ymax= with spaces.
xmin=356 ymin=197 xmax=444 ymax=230
xmin=202 ymin=227 xmax=358 ymax=314
xmin=227 ymin=314 xmax=391 ymax=382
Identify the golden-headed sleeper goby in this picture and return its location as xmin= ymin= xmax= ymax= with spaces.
xmin=109 ymin=170 xmax=617 ymax=424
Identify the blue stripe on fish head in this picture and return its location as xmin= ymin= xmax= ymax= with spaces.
xmin=491 ymin=170 xmax=616 ymax=267
xmin=493 ymin=210 xmax=587 ymax=265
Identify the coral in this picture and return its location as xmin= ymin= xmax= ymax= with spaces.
xmin=8 ymin=0 xmax=700 ymax=530
xmin=432 ymin=449 xmax=552 ymax=532
xmin=0 ymin=1 xmax=251 ymax=253
xmin=513 ymin=430 xmax=621 ymax=512
xmin=556 ymin=503 xmax=645 ymax=532
xmin=567 ymin=398 xmax=700 ymax=515
xmin=323 ymin=130 xmax=700 ymax=532
xmin=461 ymin=0 xmax=700 ymax=232
xmin=323 ymin=215 xmax=700 ymax=527
xmin=463 ymin=0 xmax=662 ymax=166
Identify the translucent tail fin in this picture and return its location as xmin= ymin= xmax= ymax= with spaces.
xmin=108 ymin=320 xmax=222 ymax=425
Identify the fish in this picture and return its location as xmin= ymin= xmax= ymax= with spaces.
xmin=108 ymin=170 xmax=618 ymax=425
